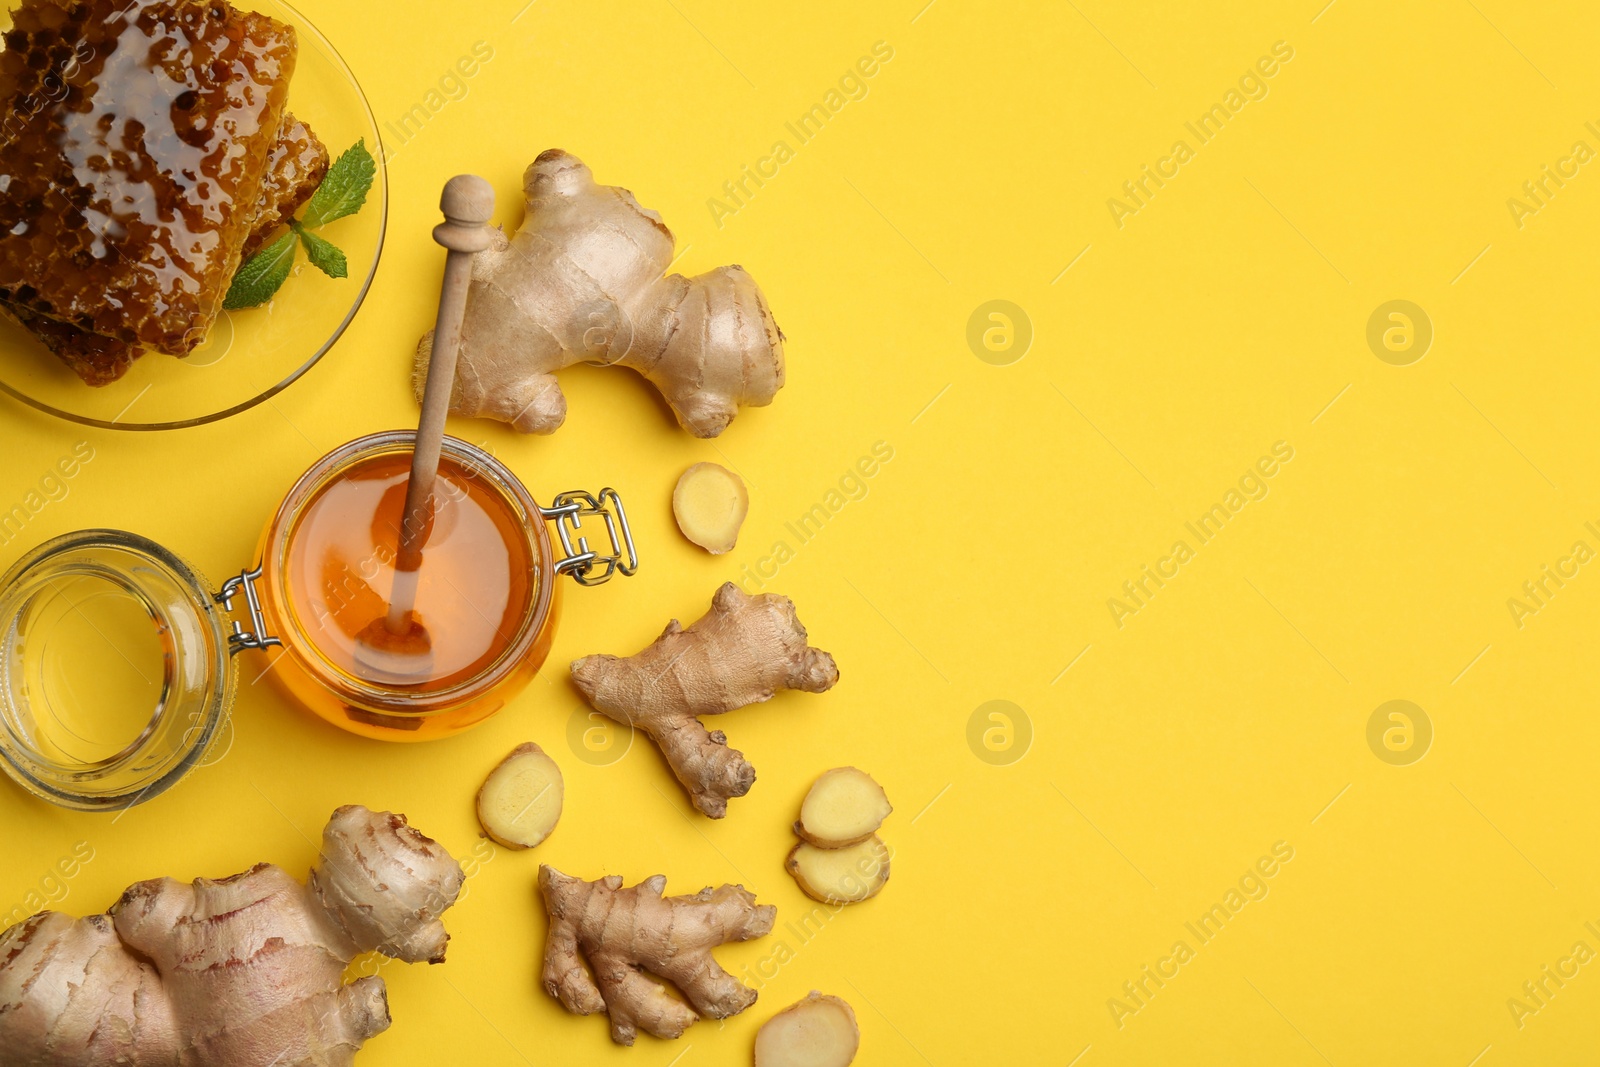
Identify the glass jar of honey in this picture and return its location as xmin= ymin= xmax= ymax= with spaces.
xmin=0 ymin=432 xmax=635 ymax=809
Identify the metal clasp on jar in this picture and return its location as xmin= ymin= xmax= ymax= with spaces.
xmin=540 ymin=488 xmax=639 ymax=587
xmin=216 ymin=566 xmax=282 ymax=654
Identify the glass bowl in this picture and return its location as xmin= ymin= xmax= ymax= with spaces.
xmin=0 ymin=0 xmax=385 ymax=430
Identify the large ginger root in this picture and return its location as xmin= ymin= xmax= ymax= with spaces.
xmin=539 ymin=865 xmax=776 ymax=1045
xmin=415 ymin=149 xmax=785 ymax=437
xmin=0 ymin=806 xmax=463 ymax=1067
xmin=755 ymin=992 xmax=861 ymax=1067
xmin=570 ymin=583 xmax=839 ymax=817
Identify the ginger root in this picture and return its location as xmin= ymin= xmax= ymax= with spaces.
xmin=415 ymin=149 xmax=785 ymax=437
xmin=795 ymin=767 xmax=892 ymax=848
xmin=477 ymin=742 xmax=564 ymax=850
xmin=570 ymin=582 xmax=839 ymax=817
xmin=673 ymin=461 xmax=749 ymax=554
xmin=0 ymin=806 xmax=463 ymax=1067
xmin=755 ymin=991 xmax=861 ymax=1067
xmin=786 ymin=837 xmax=891 ymax=904
xmin=539 ymin=865 xmax=775 ymax=1045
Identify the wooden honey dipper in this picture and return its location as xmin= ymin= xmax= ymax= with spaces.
xmin=356 ymin=174 xmax=495 ymax=683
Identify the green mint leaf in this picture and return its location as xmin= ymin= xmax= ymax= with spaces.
xmin=300 ymin=139 xmax=376 ymax=229
xmin=223 ymin=229 xmax=297 ymax=310
xmin=294 ymin=221 xmax=348 ymax=279
xmin=223 ymin=139 xmax=370 ymax=307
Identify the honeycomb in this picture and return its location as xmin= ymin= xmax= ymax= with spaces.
xmin=2 ymin=298 xmax=136 ymax=384
xmin=0 ymin=0 xmax=297 ymax=365
xmin=3 ymin=110 xmax=326 ymax=384
xmin=242 ymin=110 xmax=327 ymax=256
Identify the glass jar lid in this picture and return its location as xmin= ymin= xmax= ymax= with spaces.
xmin=0 ymin=530 xmax=235 ymax=810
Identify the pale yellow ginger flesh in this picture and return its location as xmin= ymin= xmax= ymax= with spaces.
xmin=415 ymin=149 xmax=786 ymax=437
xmin=786 ymin=836 xmax=891 ymax=904
xmin=755 ymin=991 xmax=861 ymax=1067
xmin=0 ymin=806 xmax=463 ymax=1067
xmin=539 ymin=866 xmax=776 ymax=1045
xmin=477 ymin=742 xmax=564 ymax=849
xmin=673 ymin=461 xmax=749 ymax=554
xmin=795 ymin=767 xmax=892 ymax=848
xmin=571 ymin=582 xmax=839 ymax=818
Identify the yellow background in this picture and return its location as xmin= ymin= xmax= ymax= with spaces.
xmin=4 ymin=0 xmax=1600 ymax=1063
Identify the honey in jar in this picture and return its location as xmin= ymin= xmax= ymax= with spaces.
xmin=283 ymin=447 xmax=534 ymax=691
xmin=253 ymin=431 xmax=635 ymax=741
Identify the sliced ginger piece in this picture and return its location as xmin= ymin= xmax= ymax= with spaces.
xmin=476 ymin=742 xmax=564 ymax=849
xmin=795 ymin=767 xmax=892 ymax=848
xmin=785 ymin=836 xmax=890 ymax=904
xmin=673 ymin=462 xmax=749 ymax=554
xmin=755 ymin=991 xmax=860 ymax=1067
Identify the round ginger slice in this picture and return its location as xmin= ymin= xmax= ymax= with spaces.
xmin=785 ymin=836 xmax=890 ymax=904
xmin=476 ymin=742 xmax=564 ymax=849
xmin=755 ymin=991 xmax=860 ymax=1067
xmin=795 ymin=767 xmax=892 ymax=848
xmin=673 ymin=461 xmax=749 ymax=554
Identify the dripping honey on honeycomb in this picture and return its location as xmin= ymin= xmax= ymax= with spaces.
xmin=0 ymin=0 xmax=327 ymax=385
xmin=244 ymin=112 xmax=326 ymax=256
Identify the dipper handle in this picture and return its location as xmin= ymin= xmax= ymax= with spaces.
xmin=388 ymin=175 xmax=495 ymax=627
